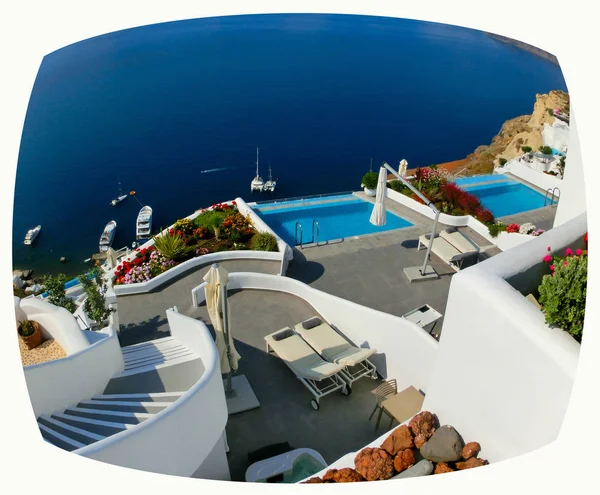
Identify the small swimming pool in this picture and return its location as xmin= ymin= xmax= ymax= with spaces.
xmin=253 ymin=195 xmax=413 ymax=245
xmin=455 ymin=175 xmax=550 ymax=218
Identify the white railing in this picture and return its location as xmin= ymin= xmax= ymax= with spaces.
xmin=23 ymin=324 xmax=123 ymax=417
xmin=77 ymin=311 xmax=228 ymax=478
xmin=192 ymin=272 xmax=439 ymax=393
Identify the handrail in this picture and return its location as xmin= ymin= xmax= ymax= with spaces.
xmin=253 ymin=190 xmax=355 ymax=206
xmin=295 ymin=222 xmax=303 ymax=249
xmin=312 ymin=219 xmax=320 ymax=246
xmin=545 ymin=187 xmax=560 ymax=206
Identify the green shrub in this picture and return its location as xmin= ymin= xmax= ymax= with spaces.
xmin=539 ymin=145 xmax=553 ymax=155
xmin=521 ymin=146 xmax=532 ymax=153
xmin=153 ymin=232 xmax=187 ymax=260
xmin=193 ymin=210 xmax=228 ymax=232
xmin=387 ymin=180 xmax=409 ymax=194
xmin=546 ymin=108 xmax=554 ymax=116
xmin=499 ymin=158 xmax=507 ymax=166
xmin=251 ymin=232 xmax=278 ymax=252
xmin=429 ymin=164 xmax=438 ymax=169
xmin=538 ymin=250 xmax=587 ymax=340
xmin=43 ymin=273 xmax=76 ymax=313
xmin=18 ymin=319 xmax=36 ymax=337
xmin=361 ymin=171 xmax=379 ymax=190
xmin=78 ymin=266 xmax=114 ymax=325
xmin=487 ymin=222 xmax=507 ymax=238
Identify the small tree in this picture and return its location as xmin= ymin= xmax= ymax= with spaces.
xmin=499 ymin=158 xmax=507 ymax=166
xmin=43 ymin=273 xmax=76 ymax=313
xmin=78 ymin=265 xmax=114 ymax=325
xmin=539 ymin=145 xmax=553 ymax=155
xmin=521 ymin=146 xmax=532 ymax=153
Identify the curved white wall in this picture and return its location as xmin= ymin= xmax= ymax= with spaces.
xmin=499 ymin=158 xmax=563 ymax=193
xmin=23 ymin=325 xmax=124 ymax=417
xmin=113 ymin=250 xmax=282 ymax=296
xmin=193 ymin=272 xmax=439 ymax=393
xmin=78 ymin=311 xmax=228 ymax=478
xmin=18 ymin=297 xmax=90 ymax=354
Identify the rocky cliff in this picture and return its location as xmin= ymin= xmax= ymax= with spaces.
xmin=486 ymin=33 xmax=559 ymax=65
xmin=456 ymin=90 xmax=569 ymax=176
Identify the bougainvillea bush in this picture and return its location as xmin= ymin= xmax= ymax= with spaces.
xmin=113 ymin=201 xmax=278 ymax=285
xmin=387 ymin=168 xmax=494 ymax=224
xmin=538 ymin=242 xmax=588 ymax=341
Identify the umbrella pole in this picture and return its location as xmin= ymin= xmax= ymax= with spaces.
xmin=221 ymin=282 xmax=233 ymax=396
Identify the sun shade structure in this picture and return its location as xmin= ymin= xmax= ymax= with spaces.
xmin=369 ymin=166 xmax=388 ymax=227
xmin=203 ymin=264 xmax=240 ymax=393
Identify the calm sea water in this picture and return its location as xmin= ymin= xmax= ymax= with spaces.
xmin=12 ymin=14 xmax=567 ymax=277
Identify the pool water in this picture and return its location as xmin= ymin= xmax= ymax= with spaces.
xmin=455 ymin=175 xmax=550 ymax=218
xmin=282 ymin=454 xmax=327 ymax=483
xmin=253 ymin=196 xmax=413 ymax=245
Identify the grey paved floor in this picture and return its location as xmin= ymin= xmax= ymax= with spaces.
xmin=116 ymin=259 xmax=280 ymax=347
xmin=498 ymin=205 xmax=557 ymax=232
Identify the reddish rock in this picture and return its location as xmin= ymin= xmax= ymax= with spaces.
xmin=301 ymin=477 xmax=324 ymax=483
xmin=409 ymin=411 xmax=439 ymax=441
xmin=461 ymin=442 xmax=481 ymax=460
xmin=381 ymin=425 xmax=415 ymax=455
xmin=393 ymin=448 xmax=416 ymax=473
xmin=322 ymin=468 xmax=365 ymax=483
xmin=414 ymin=434 xmax=427 ymax=449
xmin=354 ymin=447 xmax=396 ymax=481
xmin=456 ymin=457 xmax=487 ymax=470
xmin=433 ymin=462 xmax=454 ymax=474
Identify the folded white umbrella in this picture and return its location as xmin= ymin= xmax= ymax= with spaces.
xmin=369 ymin=166 xmax=388 ymax=226
xmin=203 ymin=264 xmax=240 ymax=373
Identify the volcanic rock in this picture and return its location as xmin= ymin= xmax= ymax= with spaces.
xmin=381 ymin=424 xmax=414 ymax=455
xmin=409 ymin=411 xmax=438 ymax=441
xmin=456 ymin=457 xmax=487 ymax=470
xmin=322 ymin=468 xmax=365 ymax=483
xmin=354 ymin=447 xmax=395 ymax=481
xmin=434 ymin=462 xmax=454 ymax=474
xmin=393 ymin=448 xmax=416 ymax=473
xmin=461 ymin=442 xmax=481 ymax=460
xmin=420 ymin=425 xmax=464 ymax=462
xmin=302 ymin=477 xmax=324 ymax=483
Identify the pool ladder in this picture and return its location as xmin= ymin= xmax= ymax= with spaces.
xmin=295 ymin=220 xmax=320 ymax=249
xmin=544 ymin=187 xmax=560 ymax=207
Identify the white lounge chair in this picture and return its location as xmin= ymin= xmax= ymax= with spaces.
xmin=294 ymin=317 xmax=377 ymax=387
xmin=440 ymin=229 xmax=480 ymax=254
xmin=265 ymin=327 xmax=349 ymax=410
xmin=418 ymin=234 xmax=477 ymax=272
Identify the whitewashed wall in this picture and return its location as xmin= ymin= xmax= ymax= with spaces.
xmin=18 ymin=297 xmax=90 ymax=354
xmin=554 ymin=115 xmax=587 ymax=227
xmin=498 ymin=158 xmax=563 ymax=193
xmin=193 ymin=272 xmax=439 ymax=393
xmin=23 ymin=324 xmax=124 ymax=417
xmin=78 ymin=311 xmax=230 ymax=480
xmin=421 ymin=212 xmax=585 ymax=462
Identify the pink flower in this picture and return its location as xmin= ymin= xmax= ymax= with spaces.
xmin=576 ymin=249 xmax=583 ymax=256
xmin=564 ymin=260 xmax=568 ymax=266
xmin=543 ymin=255 xmax=552 ymax=263
xmin=565 ymin=248 xmax=573 ymax=256
xmin=550 ymin=264 xmax=555 ymax=272
xmin=547 ymin=246 xmax=551 ymax=252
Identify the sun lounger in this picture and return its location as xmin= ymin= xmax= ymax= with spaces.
xmin=265 ymin=327 xmax=349 ymax=410
xmin=440 ymin=229 xmax=480 ymax=254
xmin=294 ymin=317 xmax=377 ymax=387
xmin=418 ymin=234 xmax=477 ymax=272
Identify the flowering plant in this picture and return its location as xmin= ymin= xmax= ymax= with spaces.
xmin=519 ymin=222 xmax=536 ymax=235
xmin=532 ymin=228 xmax=545 ymax=237
xmin=505 ymin=223 xmax=520 ymax=234
xmin=538 ymin=244 xmax=587 ymax=340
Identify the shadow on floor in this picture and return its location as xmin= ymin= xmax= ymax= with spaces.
xmin=285 ymin=250 xmax=325 ymax=284
xmin=118 ymin=315 xmax=169 ymax=347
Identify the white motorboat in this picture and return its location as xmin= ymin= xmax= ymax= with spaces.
xmin=136 ymin=206 xmax=153 ymax=240
xmin=99 ymin=220 xmax=117 ymax=252
xmin=110 ymin=180 xmax=128 ymax=206
xmin=250 ymin=147 xmax=264 ymax=192
xmin=24 ymin=225 xmax=41 ymax=245
xmin=263 ymin=162 xmax=276 ymax=192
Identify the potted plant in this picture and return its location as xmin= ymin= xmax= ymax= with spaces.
xmin=361 ymin=171 xmax=379 ymax=197
xmin=18 ymin=319 xmax=42 ymax=349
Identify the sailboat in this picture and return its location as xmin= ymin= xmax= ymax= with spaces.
xmin=99 ymin=220 xmax=117 ymax=252
xmin=263 ymin=162 xmax=276 ymax=192
xmin=136 ymin=205 xmax=153 ymax=241
xmin=250 ymin=147 xmax=264 ymax=192
xmin=110 ymin=180 xmax=128 ymax=206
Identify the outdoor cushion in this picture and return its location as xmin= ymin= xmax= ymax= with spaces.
xmin=272 ymin=328 xmax=295 ymax=341
xmin=301 ymin=316 xmax=322 ymax=330
xmin=440 ymin=229 xmax=480 ymax=254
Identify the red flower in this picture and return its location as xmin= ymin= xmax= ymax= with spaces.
xmin=565 ymin=248 xmax=573 ymax=256
xmin=584 ymin=232 xmax=588 ymax=243
xmin=576 ymin=249 xmax=583 ymax=256
xmin=506 ymin=223 xmax=520 ymax=233
xmin=543 ymin=255 xmax=552 ymax=263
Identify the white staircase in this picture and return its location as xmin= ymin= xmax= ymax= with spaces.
xmin=38 ymin=335 xmax=197 ymax=453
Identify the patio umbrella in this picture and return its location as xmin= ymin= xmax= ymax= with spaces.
xmin=203 ymin=264 xmax=241 ymax=379
xmin=369 ymin=166 xmax=388 ymax=227
xmin=106 ymin=247 xmax=118 ymax=269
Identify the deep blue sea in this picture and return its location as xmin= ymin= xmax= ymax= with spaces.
xmin=12 ymin=14 xmax=567 ymax=278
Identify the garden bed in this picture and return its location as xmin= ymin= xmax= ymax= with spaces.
xmin=113 ymin=201 xmax=279 ymax=286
